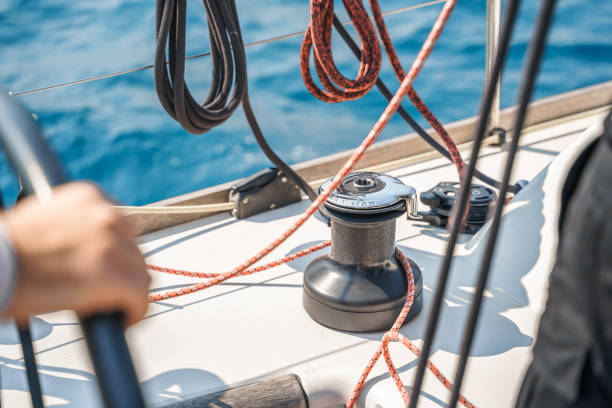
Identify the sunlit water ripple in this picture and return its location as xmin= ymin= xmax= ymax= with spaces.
xmin=0 ymin=0 xmax=610 ymax=205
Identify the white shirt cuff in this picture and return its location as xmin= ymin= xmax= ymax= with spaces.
xmin=0 ymin=220 xmax=18 ymax=312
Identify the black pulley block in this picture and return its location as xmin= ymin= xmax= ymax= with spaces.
xmin=419 ymin=181 xmax=497 ymax=233
xmin=303 ymin=172 xmax=423 ymax=332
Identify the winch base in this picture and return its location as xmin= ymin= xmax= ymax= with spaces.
xmin=303 ymin=256 xmax=423 ymax=332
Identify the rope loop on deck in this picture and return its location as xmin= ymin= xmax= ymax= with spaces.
xmin=149 ymin=243 xmax=474 ymax=407
xmin=346 ymin=248 xmax=475 ymax=408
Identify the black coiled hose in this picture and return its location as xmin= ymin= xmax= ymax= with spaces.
xmin=154 ymin=0 xmax=244 ymax=133
xmin=154 ymin=0 xmax=317 ymax=200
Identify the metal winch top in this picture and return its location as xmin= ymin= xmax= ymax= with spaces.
xmin=303 ymin=171 xmax=423 ymax=332
xmin=320 ymin=172 xmax=418 ymax=216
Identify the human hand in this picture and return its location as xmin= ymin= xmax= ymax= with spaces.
xmin=1 ymin=182 xmax=150 ymax=326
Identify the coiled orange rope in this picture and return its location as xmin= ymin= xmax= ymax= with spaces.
xmin=300 ymin=0 xmax=382 ymax=102
xmin=301 ymin=0 xmax=466 ymax=179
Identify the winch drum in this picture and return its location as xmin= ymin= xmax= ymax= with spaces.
xmin=303 ymin=172 xmax=423 ymax=332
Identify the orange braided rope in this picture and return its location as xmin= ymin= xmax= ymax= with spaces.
xmin=147 ymin=241 xmax=331 ymax=283
xmin=301 ymin=0 xmax=466 ymax=179
xmin=300 ymin=0 xmax=382 ymax=102
xmin=347 ymin=248 xmax=474 ymax=407
xmin=367 ymin=0 xmax=465 ymax=178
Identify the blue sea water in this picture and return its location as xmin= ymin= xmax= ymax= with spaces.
xmin=0 ymin=0 xmax=610 ymax=205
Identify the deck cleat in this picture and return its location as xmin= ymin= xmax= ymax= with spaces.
xmin=303 ymin=172 xmax=423 ymax=332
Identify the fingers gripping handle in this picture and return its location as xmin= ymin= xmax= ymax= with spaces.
xmin=0 ymin=90 xmax=145 ymax=408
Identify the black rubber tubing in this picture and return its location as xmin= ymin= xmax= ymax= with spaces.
xmin=407 ymin=0 xmax=523 ymax=406
xmin=154 ymin=0 xmax=244 ymax=133
xmin=448 ymin=0 xmax=558 ymax=406
xmin=8 ymin=181 xmax=44 ymax=408
xmin=0 ymin=184 xmax=43 ymax=408
xmin=154 ymin=0 xmax=317 ymax=201
xmin=0 ymin=89 xmax=145 ymax=408
xmin=18 ymin=325 xmax=43 ymax=408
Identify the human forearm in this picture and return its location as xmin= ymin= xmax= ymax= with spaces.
xmin=0 ymin=183 xmax=150 ymax=326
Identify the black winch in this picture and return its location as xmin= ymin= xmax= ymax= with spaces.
xmin=303 ymin=171 xmax=423 ymax=332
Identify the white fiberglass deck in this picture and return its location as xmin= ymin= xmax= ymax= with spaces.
xmin=0 ymin=109 xmax=608 ymax=407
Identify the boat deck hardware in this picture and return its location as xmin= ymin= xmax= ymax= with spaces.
xmin=229 ymin=167 xmax=302 ymax=219
xmin=419 ymin=181 xmax=497 ymax=233
xmin=487 ymin=126 xmax=507 ymax=146
xmin=303 ymin=171 xmax=423 ymax=332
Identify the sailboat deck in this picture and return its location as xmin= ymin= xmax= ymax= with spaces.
xmin=0 ymin=108 xmax=608 ymax=407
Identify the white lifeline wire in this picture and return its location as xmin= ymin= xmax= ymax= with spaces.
xmin=11 ymin=0 xmax=446 ymax=97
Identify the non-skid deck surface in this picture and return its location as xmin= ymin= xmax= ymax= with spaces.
xmin=0 ymin=110 xmax=606 ymax=407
